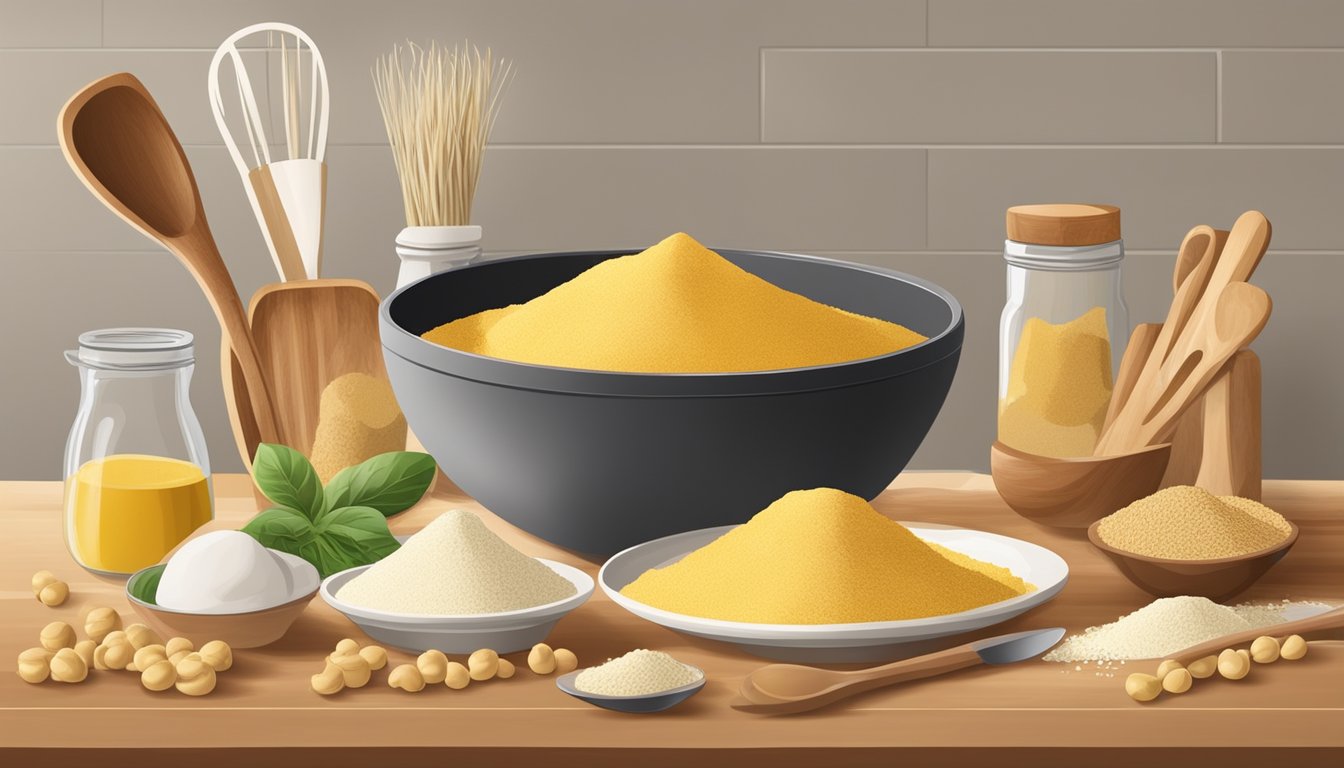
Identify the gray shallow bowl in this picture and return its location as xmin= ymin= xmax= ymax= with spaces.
xmin=381 ymin=249 xmax=964 ymax=555
xmin=556 ymin=667 xmax=706 ymax=714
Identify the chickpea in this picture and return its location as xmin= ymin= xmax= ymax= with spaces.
xmin=165 ymin=637 xmax=194 ymax=657
xmin=125 ymin=624 xmax=162 ymax=650
xmin=200 ymin=640 xmax=233 ymax=672
xmin=50 ymin=648 xmax=88 ymax=684
xmin=331 ymin=653 xmax=372 ymax=688
xmin=101 ymin=630 xmax=128 ymax=648
xmin=1155 ymin=659 xmax=1183 ymax=679
xmin=1125 ymin=672 xmax=1162 ymax=702
xmin=311 ymin=661 xmax=345 ymax=695
xmin=1250 ymin=635 xmax=1280 ymax=664
xmin=31 ymin=570 xmax=59 ymax=596
xmin=175 ymin=654 xmax=217 ymax=696
xmin=134 ymin=644 xmax=168 ymax=672
xmin=17 ymin=647 xmax=53 ymax=684
xmin=84 ymin=607 xmax=122 ymax=644
xmin=388 ymin=664 xmax=426 ymax=692
xmin=417 ymin=650 xmax=448 ymax=685
xmin=444 ymin=661 xmax=471 ymax=690
xmin=358 ymin=645 xmax=387 ymax=671
xmin=169 ymin=650 xmax=191 ymax=667
xmin=141 ymin=659 xmax=177 ymax=692
xmin=496 ymin=658 xmax=516 ymax=679
xmin=553 ymin=648 xmax=578 ymax=675
xmin=1162 ymin=668 xmax=1193 ymax=694
xmin=95 ymin=641 xmax=133 ymax=671
xmin=334 ymin=638 xmax=361 ymax=656
xmin=40 ymin=621 xmax=76 ymax=651
xmin=1281 ymin=634 xmax=1308 ymax=661
xmin=1187 ymin=655 xmax=1218 ymax=679
xmin=38 ymin=581 xmax=69 ymax=607
xmin=1218 ymin=648 xmax=1250 ymax=680
xmin=528 ymin=643 xmax=556 ymax=675
xmin=73 ymin=640 xmax=96 ymax=669
xmin=468 ymin=649 xmax=499 ymax=681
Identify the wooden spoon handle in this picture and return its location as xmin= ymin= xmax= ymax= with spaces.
xmin=1173 ymin=606 xmax=1344 ymax=664
xmin=1103 ymin=323 xmax=1162 ymax=433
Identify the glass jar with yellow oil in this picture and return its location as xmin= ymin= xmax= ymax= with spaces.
xmin=63 ymin=329 xmax=213 ymax=577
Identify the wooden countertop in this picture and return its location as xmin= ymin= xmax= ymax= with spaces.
xmin=2 ymin=473 xmax=1341 ymax=767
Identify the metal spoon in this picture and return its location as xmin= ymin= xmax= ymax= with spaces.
xmin=58 ymin=72 xmax=283 ymax=447
xmin=732 ymin=627 xmax=1064 ymax=715
xmin=556 ymin=666 xmax=706 ymax=714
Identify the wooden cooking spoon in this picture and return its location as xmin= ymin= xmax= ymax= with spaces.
xmin=58 ymin=72 xmax=282 ymax=447
xmin=224 ymin=279 xmax=389 ymax=464
xmin=1170 ymin=605 xmax=1344 ymax=665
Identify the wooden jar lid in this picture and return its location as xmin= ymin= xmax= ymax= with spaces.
xmin=1006 ymin=204 xmax=1121 ymax=246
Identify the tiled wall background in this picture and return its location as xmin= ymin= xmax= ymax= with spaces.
xmin=2 ymin=0 xmax=1342 ymax=479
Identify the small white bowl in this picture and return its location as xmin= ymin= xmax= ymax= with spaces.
xmin=320 ymin=559 xmax=594 ymax=654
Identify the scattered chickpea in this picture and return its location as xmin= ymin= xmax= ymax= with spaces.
xmin=31 ymin=570 xmax=59 ymax=596
xmin=444 ymin=661 xmax=470 ymax=690
xmin=1162 ymin=668 xmax=1193 ymax=694
xmin=388 ymin=664 xmax=425 ymax=693
xmin=528 ymin=643 xmax=556 ymax=675
xmin=468 ymin=649 xmax=499 ymax=681
xmin=334 ymin=638 xmax=360 ymax=656
xmin=1218 ymin=648 xmax=1250 ymax=680
xmin=1281 ymin=634 xmax=1308 ymax=661
xmin=1125 ymin=673 xmax=1162 ymax=702
xmin=50 ymin=648 xmax=88 ymax=684
xmin=95 ymin=641 xmax=133 ymax=671
xmin=38 ymin=581 xmax=70 ymax=607
xmin=1187 ymin=655 xmax=1218 ymax=679
xmin=311 ymin=660 xmax=345 ymax=695
xmin=125 ymin=624 xmax=162 ymax=650
xmin=553 ymin=648 xmax=578 ymax=675
xmin=496 ymin=658 xmax=516 ymax=680
xmin=200 ymin=640 xmax=233 ymax=672
xmin=169 ymin=650 xmax=191 ymax=667
xmin=165 ymin=637 xmax=194 ymax=657
xmin=1155 ymin=659 xmax=1183 ymax=679
xmin=84 ymin=607 xmax=122 ymax=644
xmin=331 ymin=653 xmax=372 ymax=688
xmin=73 ymin=640 xmax=96 ymax=669
xmin=141 ymin=659 xmax=177 ymax=692
xmin=40 ymin=621 xmax=76 ymax=651
xmin=358 ymin=645 xmax=387 ymax=671
xmin=1250 ymin=635 xmax=1280 ymax=664
xmin=102 ymin=630 xmax=128 ymax=648
xmin=175 ymin=654 xmax=217 ymax=696
xmin=134 ymin=644 xmax=167 ymax=671
xmin=17 ymin=647 xmax=53 ymax=684
xmin=417 ymin=650 xmax=448 ymax=685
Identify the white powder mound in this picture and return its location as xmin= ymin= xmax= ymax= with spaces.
xmin=574 ymin=649 xmax=703 ymax=696
xmin=336 ymin=509 xmax=577 ymax=615
xmin=1044 ymin=596 xmax=1319 ymax=662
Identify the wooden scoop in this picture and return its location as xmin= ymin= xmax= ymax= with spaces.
xmin=58 ymin=72 xmax=282 ymax=447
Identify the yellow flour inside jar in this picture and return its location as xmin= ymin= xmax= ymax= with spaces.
xmin=618 ymin=488 xmax=1031 ymax=624
xmin=421 ymin=233 xmax=927 ymax=373
xmin=998 ymin=306 xmax=1114 ymax=457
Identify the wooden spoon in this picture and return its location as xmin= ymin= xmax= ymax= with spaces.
xmin=225 ymin=279 xmax=391 ymax=464
xmin=1170 ymin=605 xmax=1344 ymax=665
xmin=58 ymin=72 xmax=282 ymax=447
xmin=731 ymin=627 xmax=1064 ymax=715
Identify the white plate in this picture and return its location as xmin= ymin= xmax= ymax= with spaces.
xmin=600 ymin=522 xmax=1069 ymax=663
xmin=321 ymin=558 xmax=594 ymax=654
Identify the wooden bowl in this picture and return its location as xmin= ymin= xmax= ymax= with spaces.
xmin=126 ymin=563 xmax=318 ymax=648
xmin=990 ymin=441 xmax=1172 ymax=529
xmin=1087 ymin=520 xmax=1299 ymax=602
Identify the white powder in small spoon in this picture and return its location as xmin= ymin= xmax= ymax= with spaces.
xmin=574 ymin=649 xmax=702 ymax=696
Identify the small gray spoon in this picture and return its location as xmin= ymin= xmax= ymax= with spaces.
xmin=556 ymin=666 xmax=706 ymax=714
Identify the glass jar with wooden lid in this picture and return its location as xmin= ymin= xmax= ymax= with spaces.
xmin=998 ymin=203 xmax=1129 ymax=458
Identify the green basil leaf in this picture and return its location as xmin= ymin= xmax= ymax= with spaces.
xmin=241 ymin=507 xmax=318 ymax=558
xmin=128 ymin=564 xmax=166 ymax=605
xmin=252 ymin=443 xmax=324 ymax=520
xmin=323 ymin=452 xmax=436 ymax=517
xmin=313 ymin=505 xmax=401 ymax=575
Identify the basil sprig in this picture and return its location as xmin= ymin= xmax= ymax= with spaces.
xmin=241 ymin=445 xmax=436 ymax=578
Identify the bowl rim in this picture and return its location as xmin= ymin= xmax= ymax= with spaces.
xmin=125 ymin=550 xmax=321 ymax=616
xmin=380 ymin=248 xmax=965 ymax=397
xmin=319 ymin=557 xmax=595 ymax=624
xmin=555 ymin=664 xmax=707 ymax=701
xmin=1087 ymin=518 xmax=1300 ymax=566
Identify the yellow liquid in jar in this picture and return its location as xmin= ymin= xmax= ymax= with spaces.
xmin=66 ymin=454 xmax=212 ymax=575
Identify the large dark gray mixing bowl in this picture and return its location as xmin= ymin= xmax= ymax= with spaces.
xmin=380 ymin=249 xmax=963 ymax=555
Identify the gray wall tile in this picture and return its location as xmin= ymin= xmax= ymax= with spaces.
xmin=928 ymin=148 xmax=1344 ymax=250
xmin=0 ymin=0 xmax=100 ymax=48
xmin=763 ymin=51 xmax=1215 ymax=144
xmin=1222 ymin=52 xmax=1344 ymax=143
xmin=930 ymin=0 xmax=1344 ymax=47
